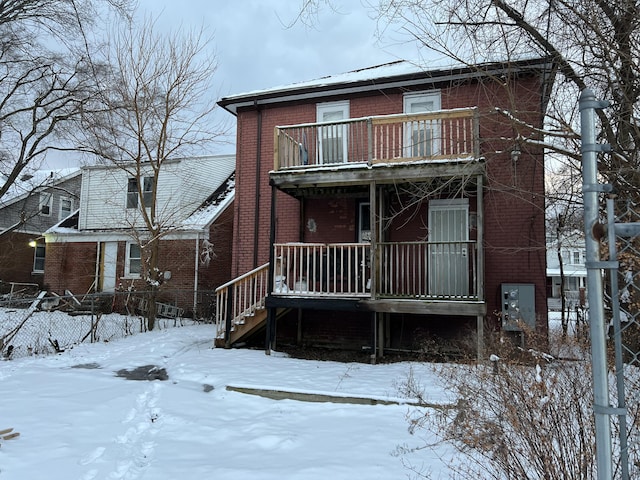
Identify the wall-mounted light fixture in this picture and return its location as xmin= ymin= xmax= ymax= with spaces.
xmin=28 ymin=236 xmax=44 ymax=248
xmin=511 ymin=147 xmax=521 ymax=163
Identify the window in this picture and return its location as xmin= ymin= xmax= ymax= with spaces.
xmin=59 ymin=197 xmax=73 ymax=219
xmin=33 ymin=244 xmax=45 ymax=272
xmin=127 ymin=177 xmax=154 ymax=209
xmin=573 ymin=251 xmax=581 ymax=265
xmin=403 ymin=92 xmax=441 ymax=158
xmin=39 ymin=192 xmax=52 ymax=216
xmin=358 ymin=202 xmax=371 ymax=242
xmin=317 ymin=101 xmax=349 ymax=164
xmin=126 ymin=243 xmax=142 ymax=277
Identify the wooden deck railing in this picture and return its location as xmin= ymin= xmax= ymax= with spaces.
xmin=274 ymin=107 xmax=479 ymax=170
xmin=378 ymin=241 xmax=477 ymax=299
xmin=273 ymin=243 xmax=370 ymax=297
xmin=215 ymin=263 xmax=269 ymax=341
xmin=272 ymin=241 xmax=478 ymax=300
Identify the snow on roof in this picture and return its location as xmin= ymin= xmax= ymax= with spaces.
xmin=218 ymin=56 xmax=553 ymax=114
xmin=232 ymin=60 xmax=428 ymax=98
xmin=180 ymin=174 xmax=235 ymax=229
xmin=0 ymin=167 xmax=81 ymax=207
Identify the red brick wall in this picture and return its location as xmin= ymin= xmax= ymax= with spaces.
xmin=198 ymin=203 xmax=234 ymax=290
xmin=233 ymin=73 xmax=547 ymax=331
xmin=0 ymin=232 xmax=44 ymax=286
xmin=44 ymin=241 xmax=97 ymax=294
xmin=43 ymin=201 xmax=234 ymax=314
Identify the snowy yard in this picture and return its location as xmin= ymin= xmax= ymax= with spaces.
xmin=0 ymin=324 xmax=457 ymax=479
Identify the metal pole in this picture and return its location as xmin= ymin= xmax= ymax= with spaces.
xmin=579 ymin=88 xmax=613 ymax=480
xmin=606 ymin=197 xmax=630 ymax=480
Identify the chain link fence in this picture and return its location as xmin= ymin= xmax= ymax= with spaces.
xmin=0 ymin=287 xmax=217 ymax=360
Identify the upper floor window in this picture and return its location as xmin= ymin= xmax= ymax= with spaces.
xmin=403 ymin=91 xmax=441 ymax=157
xmin=572 ymin=251 xmax=582 ymax=265
xmin=39 ymin=192 xmax=52 ymax=216
xmin=59 ymin=196 xmax=73 ymax=219
xmin=316 ymin=101 xmax=349 ymax=164
xmin=126 ymin=177 xmax=154 ymax=209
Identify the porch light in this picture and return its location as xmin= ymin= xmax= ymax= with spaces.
xmin=28 ymin=236 xmax=44 ymax=248
xmin=511 ymin=148 xmax=521 ymax=162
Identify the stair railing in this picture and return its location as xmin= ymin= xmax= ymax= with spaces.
xmin=215 ymin=263 xmax=269 ymax=344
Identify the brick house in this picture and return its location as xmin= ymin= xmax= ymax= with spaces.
xmin=216 ymin=58 xmax=554 ymax=357
xmin=43 ymin=155 xmax=235 ymax=317
xmin=0 ymin=168 xmax=81 ymax=290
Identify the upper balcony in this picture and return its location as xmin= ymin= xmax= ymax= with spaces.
xmin=272 ymin=107 xmax=482 ymax=191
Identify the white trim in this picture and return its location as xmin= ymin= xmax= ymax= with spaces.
xmin=403 ymin=91 xmax=441 ymax=157
xmin=45 ymin=229 xmax=208 ymax=244
xmin=39 ymin=192 xmax=53 ymax=217
xmin=316 ymin=100 xmax=349 ymax=164
xmin=59 ymin=196 xmax=74 ymax=220
xmin=124 ymin=242 xmax=142 ymax=279
xmin=32 ymin=243 xmax=46 ymax=273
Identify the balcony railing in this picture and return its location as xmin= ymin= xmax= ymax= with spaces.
xmin=273 ymin=241 xmax=478 ymax=300
xmin=215 ymin=263 xmax=269 ymax=338
xmin=274 ymin=107 xmax=479 ymax=170
xmin=273 ymin=243 xmax=370 ymax=297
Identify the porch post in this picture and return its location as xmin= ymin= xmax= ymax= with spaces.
xmin=265 ymin=185 xmax=277 ymax=355
xmin=369 ymin=180 xmax=377 ymax=297
xmin=476 ymin=173 xmax=485 ymax=360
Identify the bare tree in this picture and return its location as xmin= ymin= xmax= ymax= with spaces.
xmin=0 ymin=0 xmax=133 ymax=202
xmin=78 ymin=16 xmax=224 ymax=330
xmin=546 ymin=158 xmax=584 ymax=335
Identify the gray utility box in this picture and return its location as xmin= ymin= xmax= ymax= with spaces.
xmin=501 ymin=283 xmax=536 ymax=331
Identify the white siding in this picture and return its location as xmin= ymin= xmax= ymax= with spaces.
xmin=78 ymin=155 xmax=235 ymax=231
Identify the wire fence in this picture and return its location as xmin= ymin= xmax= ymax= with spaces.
xmin=0 ymin=288 xmax=217 ymax=360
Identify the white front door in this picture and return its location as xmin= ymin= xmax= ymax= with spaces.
xmin=99 ymin=242 xmax=118 ymax=292
xmin=428 ymin=199 xmax=469 ymax=296
xmin=317 ymin=101 xmax=349 ymax=164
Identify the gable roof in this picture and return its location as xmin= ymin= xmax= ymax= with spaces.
xmin=47 ymin=155 xmax=235 ymax=235
xmin=0 ymin=168 xmax=81 ymax=208
xmin=218 ymin=57 xmax=555 ymax=115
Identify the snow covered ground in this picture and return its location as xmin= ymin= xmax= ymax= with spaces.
xmin=0 ymin=324 xmax=456 ymax=479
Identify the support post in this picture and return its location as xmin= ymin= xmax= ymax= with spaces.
xmin=579 ymin=88 xmax=613 ymax=480
xmin=476 ymin=173 xmax=484 ymax=360
xmin=265 ymin=185 xmax=278 ymax=355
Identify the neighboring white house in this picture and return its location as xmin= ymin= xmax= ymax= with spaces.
xmin=42 ymin=155 xmax=236 ymax=315
xmin=546 ymin=230 xmax=587 ymax=302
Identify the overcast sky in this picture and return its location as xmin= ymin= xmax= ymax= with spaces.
xmin=139 ymin=0 xmax=420 ymax=157
xmin=140 ymin=0 xmax=413 ymax=96
xmin=47 ymin=1 xmax=424 ymax=168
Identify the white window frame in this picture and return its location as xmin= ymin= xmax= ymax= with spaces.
xmin=39 ymin=192 xmax=53 ymax=216
xmin=126 ymin=177 xmax=154 ymax=209
xmin=403 ymin=91 xmax=441 ymax=158
xmin=316 ymin=100 xmax=349 ymax=164
xmin=33 ymin=243 xmax=46 ymax=273
xmin=59 ymin=196 xmax=73 ymax=219
xmin=125 ymin=243 xmax=142 ymax=278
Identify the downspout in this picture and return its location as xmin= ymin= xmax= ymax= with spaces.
xmin=194 ymin=233 xmax=200 ymax=315
xmin=253 ymin=102 xmax=262 ymax=268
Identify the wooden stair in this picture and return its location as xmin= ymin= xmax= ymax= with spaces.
xmin=215 ymin=307 xmax=268 ymax=348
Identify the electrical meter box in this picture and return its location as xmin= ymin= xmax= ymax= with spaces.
xmin=501 ymin=283 xmax=536 ymax=331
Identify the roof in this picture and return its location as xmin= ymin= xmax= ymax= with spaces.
xmin=218 ymin=56 xmax=555 ymax=115
xmin=0 ymin=168 xmax=81 ymax=207
xmin=180 ymin=173 xmax=235 ymax=230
